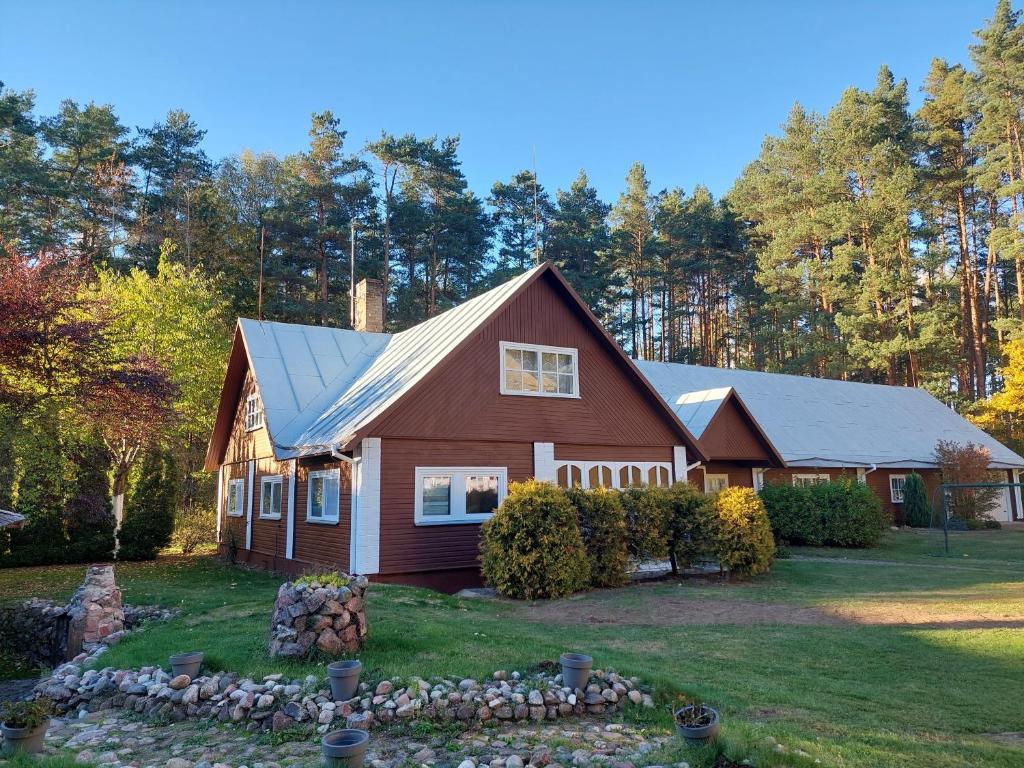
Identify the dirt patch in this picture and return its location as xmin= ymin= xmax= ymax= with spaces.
xmin=985 ymin=732 xmax=1024 ymax=747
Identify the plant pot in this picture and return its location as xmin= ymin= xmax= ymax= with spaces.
xmin=559 ymin=652 xmax=593 ymax=691
xmin=327 ymin=659 xmax=362 ymax=702
xmin=674 ymin=705 xmax=720 ymax=745
xmin=169 ymin=651 xmax=204 ymax=679
xmin=321 ymin=728 xmax=370 ymax=768
xmin=1 ymin=719 xmax=49 ymax=756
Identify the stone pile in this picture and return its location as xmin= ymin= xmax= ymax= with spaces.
xmin=37 ymin=663 xmax=654 ymax=734
xmin=67 ymin=565 xmax=124 ymax=644
xmin=268 ymin=575 xmax=368 ymax=658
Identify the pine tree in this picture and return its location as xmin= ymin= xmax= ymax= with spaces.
xmin=65 ymin=434 xmax=115 ymax=562
xmin=488 ymin=170 xmax=552 ymax=282
xmin=902 ymin=473 xmax=931 ymax=528
xmin=118 ymin=446 xmax=175 ymax=560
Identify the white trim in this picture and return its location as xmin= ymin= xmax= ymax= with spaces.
xmin=856 ymin=467 xmax=867 ymax=484
xmin=499 ymin=341 xmax=580 ymax=399
xmin=554 ymin=460 xmax=673 ymax=489
xmin=216 ymin=465 xmax=224 ymax=543
xmin=259 ymin=474 xmax=283 ymax=519
xmin=672 ymin=446 xmax=687 ymax=484
xmin=353 ymin=437 xmax=381 ymax=574
xmin=306 ymin=467 xmax=341 ymax=524
xmin=244 ymin=393 xmax=263 ymax=431
xmin=245 ymin=460 xmax=255 ymax=549
xmin=533 ymin=442 xmax=556 ymax=482
xmin=751 ymin=468 xmax=766 ymax=491
xmin=889 ymin=473 xmax=907 ymax=504
xmin=792 ymin=473 xmax=829 ymax=487
xmin=1014 ymin=469 xmax=1022 ymax=522
xmin=226 ymin=478 xmax=245 ymax=517
xmin=285 ymin=460 xmax=296 ymax=559
xmin=414 ymin=466 xmax=508 ymax=525
xmin=704 ymin=473 xmax=730 ymax=493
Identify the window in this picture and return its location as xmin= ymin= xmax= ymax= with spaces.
xmin=414 ymin=467 xmax=507 ymax=525
xmin=704 ymin=474 xmax=730 ymax=493
xmin=307 ymin=469 xmax=340 ymax=524
xmin=890 ymin=474 xmax=906 ymax=504
xmin=226 ymin=478 xmax=245 ymax=517
xmin=555 ymin=461 xmax=672 ymax=490
xmin=245 ymin=393 xmax=263 ymax=431
xmin=500 ymin=341 xmax=579 ymax=398
xmin=793 ymin=473 xmax=830 ymax=487
xmin=259 ymin=475 xmax=283 ymax=519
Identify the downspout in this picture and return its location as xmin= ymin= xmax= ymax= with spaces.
xmin=330 ymin=446 xmax=356 ymax=464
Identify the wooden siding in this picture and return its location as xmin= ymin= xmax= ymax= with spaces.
xmin=223 ymin=372 xmax=274 ymax=465
xmin=701 ymin=398 xmax=773 ymax=463
xmin=372 ymin=272 xmax=683 ymax=447
xmin=553 ymin=444 xmax=673 ymax=462
xmin=292 ymin=458 xmax=351 ymax=573
xmin=700 ymin=462 xmax=757 ymax=489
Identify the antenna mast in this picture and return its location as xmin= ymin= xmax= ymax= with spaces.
xmin=532 ymin=145 xmax=540 ymax=265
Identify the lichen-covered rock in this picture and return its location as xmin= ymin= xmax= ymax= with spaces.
xmin=268 ymin=575 xmax=367 ymax=658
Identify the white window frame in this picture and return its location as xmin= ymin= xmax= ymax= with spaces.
xmin=307 ymin=468 xmax=340 ymax=524
xmin=245 ymin=393 xmax=263 ymax=432
xmin=554 ymin=461 xmax=673 ymax=490
xmin=499 ymin=341 xmax=580 ymax=399
xmin=704 ymin=473 xmax=730 ymax=493
xmin=889 ymin=474 xmax=907 ymax=504
xmin=226 ymin=478 xmax=245 ymax=517
xmin=259 ymin=474 xmax=283 ymax=520
xmin=792 ymin=473 xmax=830 ymax=487
xmin=414 ymin=466 xmax=508 ymax=526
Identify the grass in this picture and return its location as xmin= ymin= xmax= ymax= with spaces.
xmin=2 ymin=531 xmax=1023 ymax=767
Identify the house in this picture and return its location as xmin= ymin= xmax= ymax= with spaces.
xmin=637 ymin=361 xmax=1024 ymax=522
xmin=205 ymin=262 xmax=1024 ymax=589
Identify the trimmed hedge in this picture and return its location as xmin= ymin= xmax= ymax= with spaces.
xmin=713 ymin=487 xmax=776 ymax=577
xmin=758 ymin=482 xmax=824 ymax=545
xmin=620 ymin=486 xmax=670 ymax=561
xmin=664 ymin=482 xmax=717 ymax=573
xmin=566 ymin=487 xmax=630 ymax=588
xmin=480 ymin=480 xmax=590 ymax=599
xmin=760 ymin=479 xmax=888 ymax=548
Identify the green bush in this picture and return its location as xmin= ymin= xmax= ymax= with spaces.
xmin=119 ymin=448 xmax=177 ymax=561
xmin=64 ymin=435 xmax=116 ymax=563
xmin=664 ymin=482 xmax=717 ymax=573
xmin=480 ymin=480 xmax=590 ymax=599
xmin=758 ymin=482 xmax=824 ymax=545
xmin=811 ymin=479 xmax=887 ymax=547
xmin=713 ymin=487 xmax=775 ymax=577
xmin=172 ymin=503 xmax=217 ymax=554
xmin=902 ymin=473 xmax=931 ymax=528
xmin=620 ymin=486 xmax=670 ymax=562
xmin=566 ymin=486 xmax=630 ymax=588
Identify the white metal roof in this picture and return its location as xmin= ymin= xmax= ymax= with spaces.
xmin=635 ymin=361 xmax=1024 ymax=469
xmin=669 ymin=387 xmax=734 ymax=438
xmin=243 ymin=264 xmax=544 ymax=458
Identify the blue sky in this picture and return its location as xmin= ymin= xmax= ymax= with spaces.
xmin=1 ymin=0 xmax=999 ymax=203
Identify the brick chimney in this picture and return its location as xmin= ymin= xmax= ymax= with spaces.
xmin=353 ymin=278 xmax=384 ymax=333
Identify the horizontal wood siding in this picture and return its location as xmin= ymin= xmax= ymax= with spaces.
xmin=700 ymin=462 xmax=756 ymax=489
xmin=292 ymin=459 xmax=351 ymax=573
xmin=373 ymin=272 xmax=682 ymax=448
xmin=701 ymin=399 xmax=772 ymax=462
xmin=378 ymin=438 xmax=533 ymax=576
xmin=250 ymin=457 xmax=290 ymax=561
xmin=223 ymin=372 xmax=274 ymax=465
xmin=553 ymin=444 xmax=673 ymax=462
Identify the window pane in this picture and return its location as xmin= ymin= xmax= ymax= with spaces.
xmin=542 ymin=352 xmax=558 ymax=372
xmin=557 ymin=374 xmax=574 ymax=394
xmin=262 ymin=482 xmax=273 ymax=515
xmin=505 ymin=370 xmax=523 ymax=391
xmin=422 ymin=476 xmax=451 ymax=516
xmin=521 ymin=350 xmax=539 ymax=372
xmin=521 ymin=370 xmax=539 ymax=392
xmin=325 ymin=477 xmax=338 ymax=519
xmin=558 ymin=354 xmax=574 ymax=374
xmin=542 ymin=373 xmax=557 ymax=393
xmin=505 ymin=348 xmax=522 ymax=370
xmin=571 ymin=465 xmax=582 ymax=487
xmin=272 ymin=482 xmax=282 ymax=515
xmin=311 ymin=477 xmax=324 ymax=517
xmin=466 ymin=475 xmax=499 ymax=515
xmin=557 ymin=465 xmax=569 ymax=488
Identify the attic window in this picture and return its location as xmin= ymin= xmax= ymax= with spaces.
xmin=245 ymin=393 xmax=263 ymax=432
xmin=500 ymin=341 xmax=578 ymax=398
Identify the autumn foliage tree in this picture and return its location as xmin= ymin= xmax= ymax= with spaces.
xmin=934 ymin=440 xmax=1001 ymax=521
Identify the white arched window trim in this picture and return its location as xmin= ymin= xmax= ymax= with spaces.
xmin=554 ymin=460 xmax=673 ymax=490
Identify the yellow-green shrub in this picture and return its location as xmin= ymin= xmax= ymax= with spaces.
xmin=566 ymin=486 xmax=630 ymax=588
xmin=480 ymin=481 xmax=590 ymax=599
xmin=713 ymin=487 xmax=775 ymax=577
xmin=620 ymin=486 xmax=670 ymax=561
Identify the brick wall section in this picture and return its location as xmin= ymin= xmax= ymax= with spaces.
xmin=354 ymin=278 xmax=384 ymax=333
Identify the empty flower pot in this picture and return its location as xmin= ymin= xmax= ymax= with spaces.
xmin=321 ymin=728 xmax=370 ymax=768
xmin=0 ymin=720 xmax=49 ymax=756
xmin=674 ymin=705 xmax=721 ymax=745
xmin=169 ymin=651 xmax=204 ymax=679
xmin=327 ymin=659 xmax=363 ymax=701
xmin=560 ymin=652 xmax=593 ymax=691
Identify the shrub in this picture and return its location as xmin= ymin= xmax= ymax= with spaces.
xmin=934 ymin=440 xmax=1000 ymax=521
xmin=64 ymin=435 xmax=116 ymax=563
xmin=712 ymin=487 xmax=775 ymax=577
xmin=565 ymin=487 xmax=630 ymax=588
xmin=172 ymin=503 xmax=217 ymax=554
xmin=811 ymin=479 xmax=887 ymax=547
xmin=480 ymin=480 xmax=590 ymax=599
xmin=664 ymin=482 xmax=717 ymax=573
xmin=119 ymin=448 xmax=176 ymax=560
xmin=902 ymin=473 xmax=931 ymax=528
xmin=620 ymin=486 xmax=670 ymax=562
xmin=758 ymin=482 xmax=823 ymax=545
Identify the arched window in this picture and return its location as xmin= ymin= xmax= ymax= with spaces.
xmin=588 ymin=464 xmax=613 ymax=488
xmin=557 ymin=463 xmax=583 ymax=488
xmin=648 ymin=465 xmax=670 ymax=487
xmin=619 ymin=465 xmax=643 ymax=488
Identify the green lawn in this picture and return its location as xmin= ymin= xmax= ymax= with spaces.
xmin=3 ymin=531 xmax=1023 ymax=768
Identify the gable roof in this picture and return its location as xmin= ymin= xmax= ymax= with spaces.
xmin=206 ymin=263 xmax=706 ymax=468
xmin=635 ymin=361 xmax=1024 ymax=470
xmin=668 ymin=386 xmax=785 ymax=466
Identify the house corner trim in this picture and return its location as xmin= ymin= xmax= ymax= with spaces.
xmin=245 ymin=460 xmax=255 ymax=550
xmin=353 ymin=438 xmax=381 ymax=575
xmin=673 ymin=446 xmax=687 ymax=484
xmin=533 ymin=442 xmax=555 ymax=482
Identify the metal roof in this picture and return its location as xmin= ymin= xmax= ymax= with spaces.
xmin=244 ymin=265 xmax=544 ymax=458
xmin=635 ymin=361 xmax=1024 ymax=469
xmin=0 ymin=509 xmax=25 ymax=529
xmin=668 ymin=387 xmax=734 ymax=438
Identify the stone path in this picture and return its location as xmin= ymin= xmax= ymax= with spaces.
xmin=4 ymin=712 xmax=687 ymax=768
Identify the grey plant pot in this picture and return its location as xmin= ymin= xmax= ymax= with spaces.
xmin=674 ymin=705 xmax=720 ymax=745
xmin=327 ymin=660 xmax=363 ymax=702
xmin=559 ymin=652 xmax=593 ymax=692
xmin=169 ymin=651 xmax=204 ymax=679
xmin=1 ymin=719 xmax=49 ymax=755
xmin=321 ymin=728 xmax=370 ymax=768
